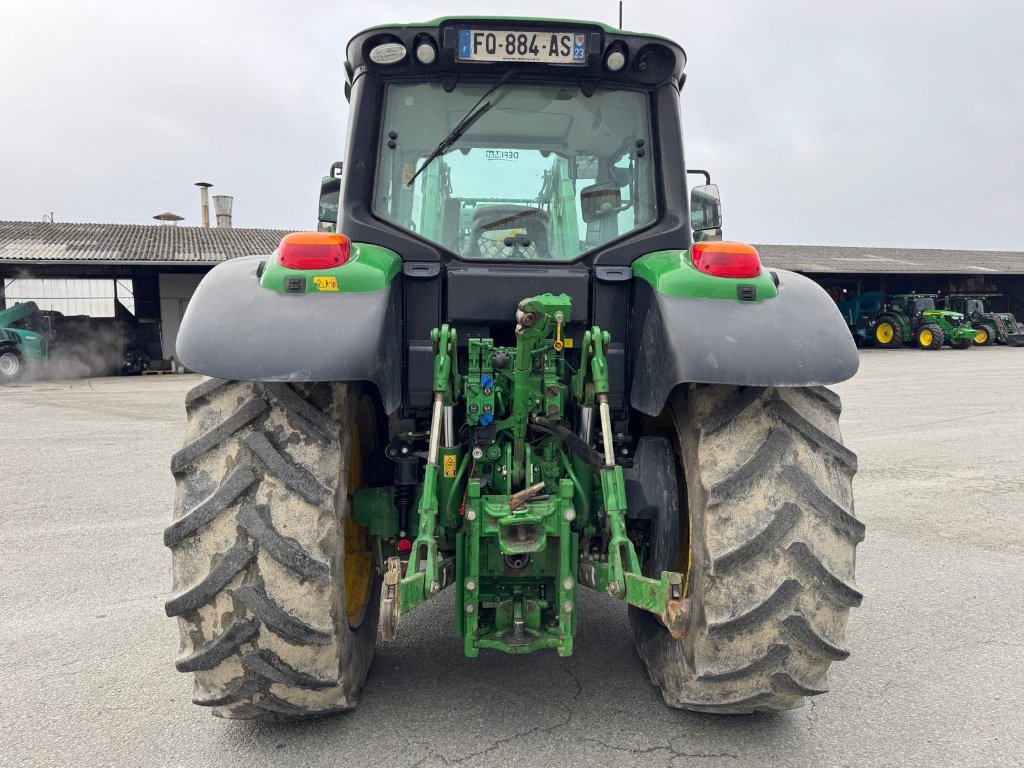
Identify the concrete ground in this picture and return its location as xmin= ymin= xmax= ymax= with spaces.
xmin=1 ymin=349 xmax=1022 ymax=768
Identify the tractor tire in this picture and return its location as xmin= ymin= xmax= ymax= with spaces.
xmin=972 ymin=324 xmax=995 ymax=346
xmin=915 ymin=323 xmax=944 ymax=350
xmin=165 ymin=378 xmax=382 ymax=720
xmin=631 ymin=384 xmax=862 ymax=713
xmin=0 ymin=351 xmax=23 ymax=383
xmin=950 ymin=338 xmax=973 ymax=350
xmin=872 ymin=316 xmax=903 ymax=348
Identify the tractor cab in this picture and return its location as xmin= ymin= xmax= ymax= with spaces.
xmin=887 ymin=293 xmax=965 ymax=325
xmin=943 ymin=294 xmax=1004 ymax=316
xmin=319 ymin=19 xmax=718 ymax=262
xmin=950 ymin=297 xmax=986 ymax=316
xmin=889 ymin=294 xmax=936 ymax=318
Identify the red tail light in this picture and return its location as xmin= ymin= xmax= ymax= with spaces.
xmin=691 ymin=242 xmax=762 ymax=278
xmin=277 ymin=232 xmax=351 ymax=270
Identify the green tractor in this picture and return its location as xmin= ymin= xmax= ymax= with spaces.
xmin=872 ymin=294 xmax=981 ymax=350
xmin=166 ymin=17 xmax=863 ymax=720
xmin=941 ymin=294 xmax=1024 ymax=347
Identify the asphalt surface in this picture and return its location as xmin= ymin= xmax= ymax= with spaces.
xmin=1 ymin=349 xmax=1022 ymax=768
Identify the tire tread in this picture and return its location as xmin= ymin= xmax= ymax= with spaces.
xmin=167 ymin=381 xmax=379 ymax=720
xmin=631 ymin=384 xmax=861 ymax=713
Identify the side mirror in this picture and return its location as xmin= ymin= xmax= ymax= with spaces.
xmin=580 ymin=181 xmax=629 ymax=223
xmin=318 ymin=176 xmax=341 ymax=231
xmin=690 ymin=184 xmax=722 ymax=235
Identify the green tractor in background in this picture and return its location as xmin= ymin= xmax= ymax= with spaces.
xmin=873 ymin=294 xmax=981 ymax=350
xmin=165 ymin=17 xmax=862 ymax=720
xmin=941 ymin=294 xmax=1024 ymax=347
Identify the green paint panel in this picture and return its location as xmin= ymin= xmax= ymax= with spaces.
xmin=633 ymin=248 xmax=779 ymax=301
xmin=1 ymin=328 xmax=48 ymax=360
xmin=259 ymin=242 xmax=401 ymax=294
xmin=0 ymin=303 xmax=49 ymax=361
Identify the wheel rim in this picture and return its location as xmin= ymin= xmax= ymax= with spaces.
xmin=975 ymin=328 xmax=988 ymax=344
xmin=0 ymin=353 xmax=19 ymax=377
xmin=919 ymin=329 xmax=932 ymax=347
xmin=876 ymin=322 xmax=894 ymax=343
xmin=343 ymin=395 xmax=377 ymax=629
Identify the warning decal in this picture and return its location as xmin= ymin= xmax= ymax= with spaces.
xmin=312 ymin=276 xmax=339 ymax=291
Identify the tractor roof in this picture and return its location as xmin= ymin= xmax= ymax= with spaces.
xmin=344 ymin=17 xmax=686 ymax=91
xmin=361 ymin=16 xmax=674 ymax=40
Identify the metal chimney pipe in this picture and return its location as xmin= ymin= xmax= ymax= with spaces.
xmin=195 ymin=182 xmax=213 ymax=228
xmin=213 ymin=195 xmax=234 ymax=228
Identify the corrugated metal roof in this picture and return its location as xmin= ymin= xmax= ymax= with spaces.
xmin=1 ymin=221 xmax=1022 ymax=273
xmin=0 ymin=220 xmax=289 ymax=265
xmin=755 ymin=244 xmax=1024 ymax=274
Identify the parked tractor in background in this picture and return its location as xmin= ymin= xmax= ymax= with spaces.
xmin=165 ymin=16 xmax=863 ymax=721
xmin=0 ymin=301 xmax=148 ymax=383
xmin=837 ymin=290 xmax=883 ymax=346
xmin=872 ymin=294 xmax=981 ymax=350
xmin=941 ymin=295 xmax=1024 ymax=347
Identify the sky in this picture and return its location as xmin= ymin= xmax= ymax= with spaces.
xmin=1 ymin=0 xmax=1021 ymax=250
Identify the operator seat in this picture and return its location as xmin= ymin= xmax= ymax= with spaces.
xmin=470 ymin=205 xmax=551 ymax=259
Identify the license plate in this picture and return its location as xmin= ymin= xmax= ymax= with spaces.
xmin=457 ymin=29 xmax=588 ymax=65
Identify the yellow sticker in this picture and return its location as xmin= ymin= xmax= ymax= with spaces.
xmin=443 ymin=454 xmax=457 ymax=478
xmin=563 ymin=337 xmax=574 ymax=348
xmin=313 ymin=276 xmax=339 ymax=291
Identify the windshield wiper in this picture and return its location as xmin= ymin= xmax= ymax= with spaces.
xmin=405 ymin=70 xmax=517 ymax=188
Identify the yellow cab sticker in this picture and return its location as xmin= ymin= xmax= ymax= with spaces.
xmin=313 ymin=276 xmax=339 ymax=291
xmin=443 ymin=454 xmax=457 ymax=478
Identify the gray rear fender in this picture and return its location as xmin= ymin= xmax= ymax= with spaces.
xmin=630 ymin=269 xmax=859 ymax=416
xmin=176 ymin=255 xmax=401 ymax=413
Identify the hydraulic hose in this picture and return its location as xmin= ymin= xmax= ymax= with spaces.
xmin=531 ymin=416 xmax=606 ymax=474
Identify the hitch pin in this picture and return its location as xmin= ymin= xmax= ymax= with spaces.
xmin=509 ymin=481 xmax=546 ymax=510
